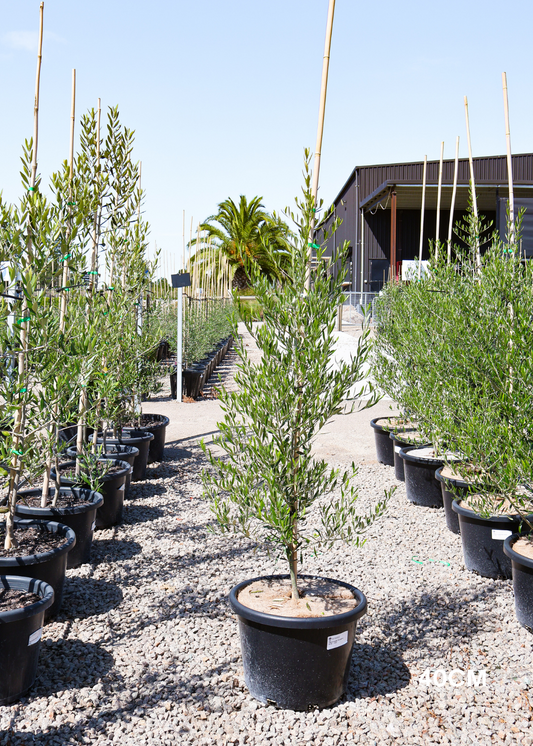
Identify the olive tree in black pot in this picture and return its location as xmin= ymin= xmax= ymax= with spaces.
xmin=202 ymin=153 xmax=391 ymax=711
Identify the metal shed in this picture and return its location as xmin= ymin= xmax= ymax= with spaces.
xmin=318 ymin=153 xmax=533 ymax=298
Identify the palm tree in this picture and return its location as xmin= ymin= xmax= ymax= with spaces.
xmin=192 ymin=196 xmax=291 ymax=291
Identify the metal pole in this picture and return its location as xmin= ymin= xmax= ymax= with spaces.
xmin=177 ymin=287 xmax=183 ymax=402
xmin=418 ymin=156 xmax=427 ymax=279
xmin=360 ymin=208 xmax=365 ymax=305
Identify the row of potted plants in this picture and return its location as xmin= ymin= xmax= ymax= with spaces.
xmin=370 ymin=203 xmax=533 ymax=630
xmin=0 ymin=106 xmax=168 ymax=704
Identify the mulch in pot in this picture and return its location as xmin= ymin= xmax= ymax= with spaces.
xmin=0 ymin=588 xmax=41 ymax=613
xmin=0 ymin=525 xmax=66 ymax=558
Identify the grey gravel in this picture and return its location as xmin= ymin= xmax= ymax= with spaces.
xmin=2 ymin=375 xmax=533 ymax=744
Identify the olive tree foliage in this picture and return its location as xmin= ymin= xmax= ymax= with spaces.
xmin=372 ymin=201 xmax=533 ymax=523
xmin=202 ymin=152 xmax=392 ymax=600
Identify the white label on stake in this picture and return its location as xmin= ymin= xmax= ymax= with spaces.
xmin=327 ymin=631 xmax=348 ymax=650
xmin=91 ymin=520 xmax=96 ymax=531
xmin=394 ymin=445 xmax=401 ymax=454
xmin=492 ymin=529 xmax=512 ymax=541
xmin=28 ymin=628 xmax=43 ymax=646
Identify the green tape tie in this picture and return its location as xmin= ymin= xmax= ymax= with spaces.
xmin=67 ymin=201 xmax=76 ymax=206
xmin=61 ymin=253 xmax=72 ymax=262
xmin=88 ymin=271 xmax=98 ymax=275
xmin=28 ymin=187 xmax=35 ymax=192
xmin=17 ymin=316 xmax=31 ymax=324
xmin=11 ymin=449 xmax=23 ymax=456
xmin=20 ymin=387 xmax=27 ymax=393
xmin=309 ymin=242 xmax=320 ymax=249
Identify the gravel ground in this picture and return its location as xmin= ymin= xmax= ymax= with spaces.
xmin=2 ymin=356 xmax=533 ymax=744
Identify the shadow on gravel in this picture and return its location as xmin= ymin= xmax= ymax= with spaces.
xmin=122 ymin=505 xmax=165 ymax=524
xmin=344 ymin=643 xmax=411 ymax=700
xmin=127 ymin=481 xmax=167 ymax=498
xmin=60 ymin=578 xmax=123 ymax=619
xmin=90 ymin=538 xmax=142 ymax=564
xmin=32 ymin=639 xmax=114 ymax=696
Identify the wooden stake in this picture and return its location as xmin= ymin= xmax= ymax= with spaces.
xmin=418 ymin=156 xmax=427 ymax=279
xmin=7 ymin=2 xmax=45 ymax=544
xmin=447 ymin=136 xmax=460 ymax=263
xmin=307 ymin=0 xmax=336 ymax=290
xmin=30 ymin=2 xmax=44 ymax=189
xmin=502 ymin=72 xmax=515 ymax=245
xmin=59 ymin=68 xmax=76 ymax=334
xmin=435 ymin=141 xmax=444 ymax=261
xmin=464 ymin=95 xmax=480 ymax=270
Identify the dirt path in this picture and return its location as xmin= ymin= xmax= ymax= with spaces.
xmin=143 ymin=323 xmax=398 ymax=466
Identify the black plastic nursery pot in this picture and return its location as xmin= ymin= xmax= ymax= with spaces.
xmin=67 ymin=444 xmax=139 ymax=496
xmin=15 ymin=486 xmax=103 ymax=568
xmin=369 ymin=418 xmax=395 ymax=467
xmin=53 ymin=459 xmax=130 ymax=529
xmin=399 ymin=446 xmax=442 ymax=508
xmin=124 ymin=414 xmax=169 ymax=464
xmin=97 ymin=430 xmax=153 ymax=482
xmin=504 ymin=535 xmax=533 ymax=630
xmin=0 ymin=519 xmax=76 ymax=618
xmin=452 ymin=500 xmax=526 ymax=579
xmin=184 ymin=367 xmax=205 ymax=398
xmin=0 ymin=575 xmax=54 ymax=705
xmin=229 ymin=575 xmax=367 ymax=711
xmin=435 ymin=466 xmax=478 ymax=535
xmin=389 ymin=428 xmax=423 ymax=482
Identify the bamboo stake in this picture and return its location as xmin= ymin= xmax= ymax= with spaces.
xmin=502 ymin=72 xmax=515 ymax=246
xmin=30 ymin=2 xmax=44 ymax=189
xmin=435 ymin=141 xmax=444 ymax=261
xmin=59 ymin=68 xmax=76 ymax=334
xmin=307 ymin=0 xmax=336 ymax=291
xmin=418 ymin=156 xmax=427 ymax=280
xmin=447 ymin=136 xmax=460 ymax=263
xmin=6 ymin=2 xmax=44 ymax=547
xmin=464 ymin=95 xmax=480 ymax=270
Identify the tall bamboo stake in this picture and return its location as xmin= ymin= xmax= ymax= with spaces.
xmin=447 ymin=136 xmax=460 ymax=264
xmin=502 ymin=72 xmax=515 ymax=246
xmin=464 ymin=95 xmax=480 ymax=270
xmin=418 ymin=156 xmax=427 ymax=280
xmin=6 ymin=2 xmax=44 ymax=547
xmin=59 ymin=68 xmax=76 ymax=334
xmin=435 ymin=141 xmax=444 ymax=261
xmin=307 ymin=0 xmax=336 ymax=291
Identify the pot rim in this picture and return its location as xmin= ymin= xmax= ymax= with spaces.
xmin=0 ymin=575 xmax=54 ymax=623
xmin=123 ymin=414 xmax=170 ymax=429
xmin=229 ymin=574 xmax=367 ymax=629
xmin=398 ymin=445 xmax=438 ymax=465
xmin=51 ymin=459 xmax=132 ymax=482
xmin=370 ymin=416 xmax=411 ymax=433
xmin=451 ymin=499 xmax=527 ymax=523
xmin=435 ymin=464 xmax=477 ymax=490
xmin=16 ymin=486 xmax=104 ymax=515
xmin=0 ymin=519 xmax=76 ymax=566
xmin=97 ymin=430 xmax=154 ymax=444
xmin=503 ymin=533 xmax=533 ymax=568
xmin=68 ymin=444 xmax=139 ymax=458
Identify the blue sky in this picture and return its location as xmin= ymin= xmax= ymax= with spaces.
xmin=1 ymin=1 xmax=532 ymax=275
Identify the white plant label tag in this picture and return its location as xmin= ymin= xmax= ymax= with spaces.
xmin=394 ymin=446 xmax=401 ymax=454
xmin=492 ymin=529 xmax=512 ymax=541
xmin=118 ymin=483 xmax=125 ymax=491
xmin=91 ymin=520 xmax=96 ymax=531
xmin=327 ymin=631 xmax=348 ymax=650
xmin=28 ymin=628 xmax=43 ymax=646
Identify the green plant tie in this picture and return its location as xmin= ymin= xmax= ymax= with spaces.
xmin=67 ymin=201 xmax=76 ymax=206
xmin=88 ymin=271 xmax=98 ymax=275
xmin=17 ymin=316 xmax=31 ymax=324
xmin=19 ymin=387 xmax=27 ymax=393
xmin=308 ymin=242 xmax=320 ymax=250
xmin=61 ymin=253 xmax=72 ymax=262
xmin=11 ymin=449 xmax=23 ymax=456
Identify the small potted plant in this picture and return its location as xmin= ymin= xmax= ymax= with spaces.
xmin=202 ymin=152 xmax=391 ymax=711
